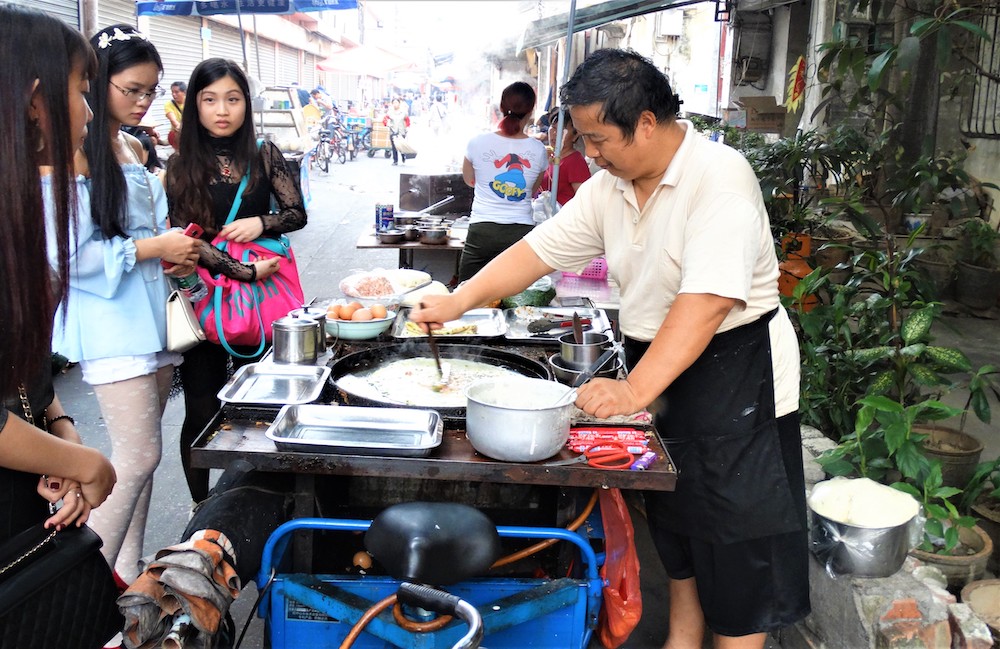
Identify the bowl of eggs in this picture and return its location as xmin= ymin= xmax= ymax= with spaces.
xmin=325 ymin=301 xmax=396 ymax=340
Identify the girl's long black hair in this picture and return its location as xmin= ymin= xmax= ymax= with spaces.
xmin=0 ymin=3 xmax=95 ymax=397
xmin=166 ymin=58 xmax=259 ymax=232
xmin=83 ymin=24 xmax=162 ymax=240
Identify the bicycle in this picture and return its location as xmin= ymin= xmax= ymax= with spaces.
xmin=313 ymin=127 xmax=334 ymax=173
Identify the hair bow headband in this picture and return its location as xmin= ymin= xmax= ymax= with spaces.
xmin=97 ymin=28 xmax=147 ymax=50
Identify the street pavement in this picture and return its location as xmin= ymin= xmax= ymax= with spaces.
xmin=54 ymin=129 xmax=999 ymax=648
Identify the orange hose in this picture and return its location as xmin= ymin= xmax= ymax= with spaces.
xmin=393 ymin=602 xmax=454 ymax=631
xmin=339 ymin=593 xmax=396 ymax=649
xmin=491 ymin=489 xmax=598 ymax=569
xmin=340 ymin=489 xmax=599 ymax=647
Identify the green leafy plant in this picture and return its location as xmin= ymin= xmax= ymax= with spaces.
xmin=958 ymin=219 xmax=1000 ymax=269
xmin=959 ymin=457 xmax=1000 ymax=513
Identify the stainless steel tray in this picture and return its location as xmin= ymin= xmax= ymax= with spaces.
xmin=390 ymin=308 xmax=507 ymax=339
xmin=265 ymin=405 xmax=443 ymax=456
xmin=503 ymin=307 xmax=614 ymax=343
xmin=217 ymin=363 xmax=331 ymax=405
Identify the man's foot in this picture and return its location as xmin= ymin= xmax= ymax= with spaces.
xmin=392 ymin=162 xmax=398 ymax=166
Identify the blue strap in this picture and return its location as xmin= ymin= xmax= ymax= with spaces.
xmin=214 ymin=139 xmax=268 ymax=358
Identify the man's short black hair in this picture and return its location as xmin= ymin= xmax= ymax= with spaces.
xmin=560 ymin=48 xmax=681 ymax=142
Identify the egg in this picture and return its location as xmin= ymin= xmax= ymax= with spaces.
xmin=370 ymin=304 xmax=388 ymax=319
xmin=326 ymin=304 xmax=341 ymax=319
xmin=339 ymin=302 xmax=361 ymax=320
xmin=353 ymin=550 xmax=373 ymax=570
xmin=352 ymin=308 xmax=373 ymax=321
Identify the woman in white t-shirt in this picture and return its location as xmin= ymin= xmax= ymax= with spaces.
xmin=458 ymin=82 xmax=547 ymax=281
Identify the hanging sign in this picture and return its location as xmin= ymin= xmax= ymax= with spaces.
xmin=785 ymin=55 xmax=807 ymax=113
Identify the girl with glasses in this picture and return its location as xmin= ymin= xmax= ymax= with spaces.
xmin=45 ymin=23 xmax=201 ymax=589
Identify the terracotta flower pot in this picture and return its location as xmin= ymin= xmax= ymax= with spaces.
xmin=955 ymin=261 xmax=1000 ymax=311
xmin=910 ymin=524 xmax=993 ymax=593
xmin=917 ymin=425 xmax=984 ymax=489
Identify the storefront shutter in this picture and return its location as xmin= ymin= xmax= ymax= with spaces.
xmin=98 ymin=0 xmax=138 ymax=30
xmin=302 ymin=52 xmax=318 ymax=90
xmin=146 ymin=15 xmax=204 ymax=136
xmin=278 ymin=44 xmax=300 ymax=86
xmin=249 ymin=36 xmax=279 ymax=86
xmin=27 ymin=0 xmax=80 ymax=29
xmin=207 ymin=21 xmax=250 ymax=68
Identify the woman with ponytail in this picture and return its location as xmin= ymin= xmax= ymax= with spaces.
xmin=458 ymin=81 xmax=547 ymax=281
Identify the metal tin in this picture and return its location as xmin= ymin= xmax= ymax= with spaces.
xmin=217 ymin=363 xmax=330 ymax=405
xmin=375 ymin=203 xmax=394 ymax=232
xmin=265 ymin=405 xmax=443 ymax=457
xmin=271 ymin=316 xmax=319 ymax=365
xmin=288 ymin=306 xmax=327 ymax=351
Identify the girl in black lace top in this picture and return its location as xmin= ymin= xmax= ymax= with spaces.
xmin=164 ymin=58 xmax=308 ymax=501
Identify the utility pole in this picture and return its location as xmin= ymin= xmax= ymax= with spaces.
xmin=81 ymin=0 xmax=98 ymax=36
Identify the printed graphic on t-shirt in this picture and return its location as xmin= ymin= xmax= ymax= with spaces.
xmin=483 ymin=150 xmax=534 ymax=202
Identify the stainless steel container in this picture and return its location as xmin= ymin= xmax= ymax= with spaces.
xmin=288 ymin=306 xmax=328 ymax=351
xmin=809 ymin=509 xmax=916 ymax=577
xmin=272 ymin=316 xmax=319 ymax=365
xmin=464 ymin=377 xmax=572 ymax=462
xmin=558 ymin=332 xmax=610 ymax=370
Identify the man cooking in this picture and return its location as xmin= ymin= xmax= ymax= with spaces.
xmin=410 ymin=48 xmax=810 ymax=649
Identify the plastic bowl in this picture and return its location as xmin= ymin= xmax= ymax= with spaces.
xmin=325 ymin=311 xmax=397 ymax=340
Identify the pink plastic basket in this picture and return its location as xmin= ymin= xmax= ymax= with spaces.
xmin=562 ymin=257 xmax=608 ymax=280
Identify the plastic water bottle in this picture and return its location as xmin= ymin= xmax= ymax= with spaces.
xmin=163 ymin=223 xmax=208 ymax=303
xmin=174 ymin=271 xmax=208 ymax=303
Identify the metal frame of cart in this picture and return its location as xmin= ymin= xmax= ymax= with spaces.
xmin=258 ymin=518 xmax=604 ymax=649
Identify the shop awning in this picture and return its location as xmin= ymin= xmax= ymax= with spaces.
xmin=136 ymin=0 xmax=357 ymax=16
xmin=519 ymin=0 xmax=706 ymax=49
xmin=316 ymin=44 xmax=416 ymax=76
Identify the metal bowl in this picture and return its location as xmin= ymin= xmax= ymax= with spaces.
xmin=548 ymin=353 xmax=622 ymax=385
xmin=465 ymin=377 xmax=573 ymax=462
xmin=418 ymin=227 xmax=449 ymax=245
xmin=377 ymin=229 xmax=406 ymax=244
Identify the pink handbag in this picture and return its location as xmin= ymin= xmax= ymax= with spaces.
xmin=193 ymin=167 xmax=304 ymax=358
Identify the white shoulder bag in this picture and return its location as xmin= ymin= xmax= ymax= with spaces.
xmin=166 ymin=290 xmax=206 ymax=353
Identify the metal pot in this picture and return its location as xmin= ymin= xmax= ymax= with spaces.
xmin=418 ymin=227 xmax=449 ymax=245
xmin=272 ymin=316 xmax=319 ymax=365
xmin=288 ymin=306 xmax=327 ymax=352
xmin=464 ymin=377 xmax=572 ymax=462
xmin=402 ymin=225 xmax=420 ymax=241
xmin=558 ymin=332 xmax=610 ymax=370
xmin=809 ymin=510 xmax=916 ymax=577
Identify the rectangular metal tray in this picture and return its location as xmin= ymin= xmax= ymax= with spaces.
xmin=390 ymin=308 xmax=507 ymax=340
xmin=217 ymin=363 xmax=331 ymax=405
xmin=503 ymin=307 xmax=614 ymax=343
xmin=265 ymin=405 xmax=443 ymax=457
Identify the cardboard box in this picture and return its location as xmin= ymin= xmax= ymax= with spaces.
xmin=736 ymin=96 xmax=787 ymax=133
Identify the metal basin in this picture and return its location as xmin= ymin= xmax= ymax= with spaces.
xmin=465 ymin=377 xmax=573 ymax=462
xmin=377 ymin=229 xmax=406 ymax=244
xmin=418 ymin=227 xmax=449 ymax=245
xmin=809 ymin=510 xmax=916 ymax=577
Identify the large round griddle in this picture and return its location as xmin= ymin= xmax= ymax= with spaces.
xmin=329 ymin=343 xmax=550 ymax=419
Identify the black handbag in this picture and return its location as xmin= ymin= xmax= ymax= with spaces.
xmin=0 ymin=522 xmax=122 ymax=648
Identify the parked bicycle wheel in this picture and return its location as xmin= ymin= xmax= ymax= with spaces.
xmin=316 ymin=141 xmax=331 ymax=173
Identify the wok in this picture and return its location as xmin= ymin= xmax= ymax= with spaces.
xmin=329 ymin=343 xmax=550 ymax=419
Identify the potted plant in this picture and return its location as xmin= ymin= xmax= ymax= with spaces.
xmin=959 ymin=458 xmax=1000 ymax=572
xmin=955 ymin=219 xmax=1000 ymax=310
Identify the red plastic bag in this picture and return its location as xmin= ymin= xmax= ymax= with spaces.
xmin=596 ymin=488 xmax=642 ymax=648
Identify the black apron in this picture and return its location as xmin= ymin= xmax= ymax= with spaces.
xmin=629 ymin=309 xmax=804 ymax=544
